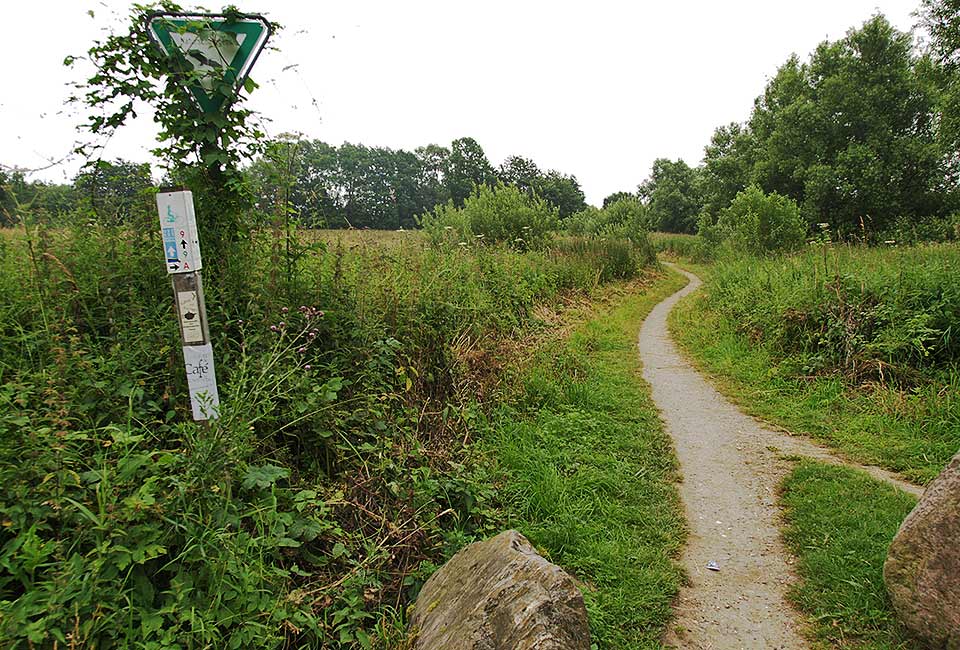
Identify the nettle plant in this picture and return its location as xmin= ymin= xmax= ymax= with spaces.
xmin=66 ymin=2 xmax=279 ymax=264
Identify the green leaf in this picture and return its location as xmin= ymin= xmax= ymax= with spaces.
xmin=63 ymin=497 xmax=101 ymax=527
xmin=241 ymin=464 xmax=290 ymax=491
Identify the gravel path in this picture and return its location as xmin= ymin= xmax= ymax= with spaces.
xmin=639 ymin=265 xmax=921 ymax=650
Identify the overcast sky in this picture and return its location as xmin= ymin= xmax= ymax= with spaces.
xmin=1 ymin=0 xmax=922 ymax=206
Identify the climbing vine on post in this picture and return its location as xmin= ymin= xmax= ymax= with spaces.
xmin=67 ymin=2 xmax=280 ymax=281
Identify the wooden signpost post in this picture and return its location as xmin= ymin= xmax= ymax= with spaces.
xmin=148 ymin=13 xmax=271 ymax=421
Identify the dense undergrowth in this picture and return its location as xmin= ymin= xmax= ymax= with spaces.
xmin=670 ymin=244 xmax=960 ymax=483
xmin=0 ymin=217 xmax=656 ymax=648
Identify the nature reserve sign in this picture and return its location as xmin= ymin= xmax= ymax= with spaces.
xmin=146 ymin=13 xmax=271 ymax=113
xmin=148 ymin=12 xmax=272 ymax=420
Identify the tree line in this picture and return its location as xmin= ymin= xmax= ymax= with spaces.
xmin=1 ymin=136 xmax=586 ymax=230
xmin=617 ymin=5 xmax=960 ymax=241
xmin=247 ymin=135 xmax=587 ymax=229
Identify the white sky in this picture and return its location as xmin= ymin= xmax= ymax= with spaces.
xmin=1 ymin=0 xmax=921 ymax=206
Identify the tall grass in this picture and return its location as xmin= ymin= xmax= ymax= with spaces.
xmin=0 ymin=219 xmax=658 ymax=648
xmin=705 ymin=244 xmax=960 ymax=379
xmin=670 ymin=243 xmax=960 ymax=482
xmin=648 ymin=231 xmax=705 ymax=260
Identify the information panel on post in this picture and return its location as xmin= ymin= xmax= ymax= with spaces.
xmin=157 ymin=189 xmax=203 ymax=274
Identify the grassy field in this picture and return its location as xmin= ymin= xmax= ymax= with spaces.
xmin=489 ymin=271 xmax=688 ymax=648
xmin=0 ymin=222 xmax=670 ymax=648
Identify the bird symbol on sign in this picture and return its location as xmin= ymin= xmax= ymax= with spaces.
xmin=184 ymin=311 xmax=196 ymax=320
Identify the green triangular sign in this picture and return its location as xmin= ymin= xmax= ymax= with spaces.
xmin=147 ymin=13 xmax=271 ymax=114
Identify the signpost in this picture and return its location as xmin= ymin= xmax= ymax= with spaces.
xmin=146 ymin=13 xmax=272 ymax=113
xmin=148 ymin=13 xmax=271 ymax=421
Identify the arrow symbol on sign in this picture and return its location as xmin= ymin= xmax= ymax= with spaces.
xmin=167 ymin=245 xmax=177 ymax=258
xmin=181 ymin=239 xmax=188 ymax=249
xmin=170 ymin=263 xmax=180 ymax=270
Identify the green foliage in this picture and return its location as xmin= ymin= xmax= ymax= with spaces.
xmin=444 ymin=137 xmax=496 ymax=207
xmin=533 ymin=171 xmax=588 ymax=219
xmin=669 ymin=246 xmax=960 ymax=483
xmin=419 ymin=182 xmax=558 ymax=250
xmin=716 ymin=185 xmax=806 ymax=254
xmin=74 ymin=159 xmax=155 ymax=225
xmin=920 ymin=0 xmax=960 ymax=197
xmin=699 ymin=122 xmax=756 ymax=222
xmin=602 ymin=191 xmax=636 ymax=209
xmin=647 ymin=232 xmax=707 ymax=261
xmin=698 ymin=15 xmax=948 ymax=238
xmin=246 ymin=137 xmax=587 ymax=230
xmin=780 ymin=461 xmax=920 ymax=648
xmin=0 ymin=169 xmax=78 ymax=226
xmin=638 ymin=158 xmax=703 ymax=234
xmin=67 ymin=3 xmax=276 ymax=272
xmin=488 ymin=274 xmax=688 ymax=648
xmin=566 ymin=198 xmax=651 ymax=243
xmin=0 ymin=218 xmax=662 ymax=648
xmin=656 ymin=12 xmax=960 ymax=243
xmin=552 ymin=236 xmax=654 ymax=283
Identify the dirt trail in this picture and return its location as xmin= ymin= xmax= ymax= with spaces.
xmin=639 ymin=265 xmax=922 ymax=650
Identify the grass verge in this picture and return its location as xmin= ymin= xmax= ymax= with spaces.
xmin=486 ymin=269 xmax=688 ymax=649
xmin=780 ymin=460 xmax=920 ymax=649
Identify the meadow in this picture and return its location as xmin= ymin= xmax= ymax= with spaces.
xmin=0 ymin=216 xmax=680 ymax=648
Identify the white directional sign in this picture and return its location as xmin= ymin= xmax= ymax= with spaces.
xmin=183 ymin=343 xmax=221 ymax=420
xmin=147 ymin=13 xmax=272 ymax=113
xmin=156 ymin=189 xmax=203 ymax=274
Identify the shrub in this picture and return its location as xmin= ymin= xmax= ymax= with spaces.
xmin=717 ymin=185 xmax=806 ymax=254
xmin=566 ymin=198 xmax=651 ymax=245
xmin=419 ymin=182 xmax=558 ymax=250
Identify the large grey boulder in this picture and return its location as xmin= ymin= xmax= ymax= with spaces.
xmin=409 ymin=530 xmax=590 ymax=650
xmin=884 ymin=451 xmax=960 ymax=649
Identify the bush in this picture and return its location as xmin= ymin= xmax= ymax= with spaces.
xmin=717 ymin=185 xmax=806 ymax=254
xmin=419 ymin=182 xmax=558 ymax=250
xmin=879 ymin=213 xmax=960 ymax=245
xmin=566 ymin=198 xmax=651 ymax=245
xmin=700 ymin=244 xmax=960 ymax=381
